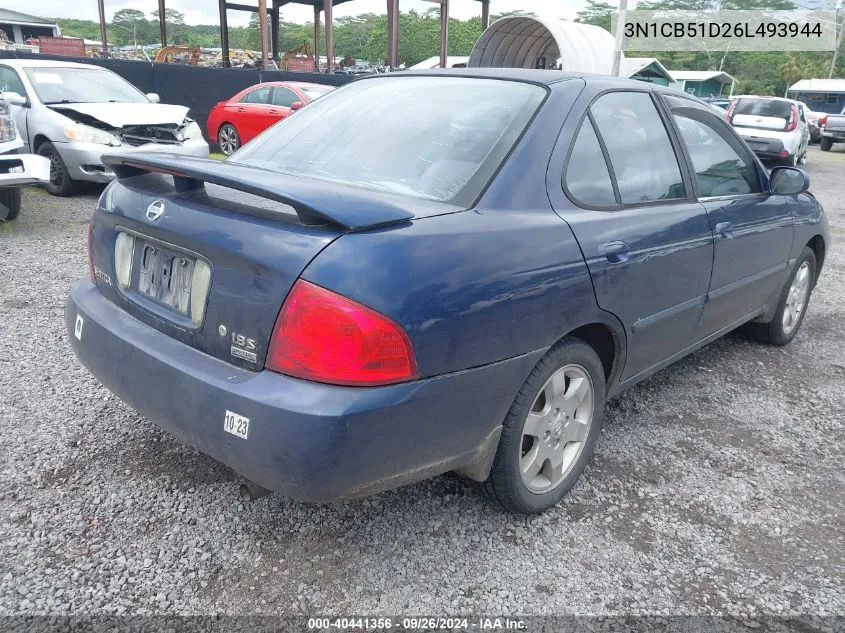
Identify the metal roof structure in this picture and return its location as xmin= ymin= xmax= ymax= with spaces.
xmin=0 ymin=9 xmax=56 ymax=26
xmin=468 ymin=15 xmax=616 ymax=75
xmin=621 ymin=57 xmax=673 ymax=82
xmin=669 ymin=70 xmax=735 ymax=84
xmin=788 ymin=78 xmax=845 ymax=93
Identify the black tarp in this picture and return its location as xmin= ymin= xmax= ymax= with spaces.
xmin=0 ymin=51 xmax=353 ymax=145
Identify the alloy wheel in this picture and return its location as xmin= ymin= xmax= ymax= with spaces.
xmin=520 ymin=364 xmax=594 ymax=494
xmin=218 ymin=125 xmax=240 ymax=156
xmin=783 ymin=261 xmax=810 ymax=335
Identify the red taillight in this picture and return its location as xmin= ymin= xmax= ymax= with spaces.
xmin=725 ymin=99 xmax=737 ymax=124
xmin=779 ymin=149 xmax=789 ymax=158
xmin=266 ymin=280 xmax=418 ymax=387
xmin=786 ymin=104 xmax=798 ymax=131
xmin=87 ymin=221 xmax=95 ymax=282
xmin=820 ymin=116 xmax=828 ymax=127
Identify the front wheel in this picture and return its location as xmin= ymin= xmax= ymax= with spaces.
xmin=217 ymin=124 xmax=241 ymax=156
xmin=0 ymin=186 xmax=22 ymax=220
xmin=820 ymin=137 xmax=833 ymax=151
xmin=37 ymin=142 xmax=78 ymax=197
xmin=743 ymin=247 xmax=816 ymax=346
xmin=483 ymin=338 xmax=606 ymax=514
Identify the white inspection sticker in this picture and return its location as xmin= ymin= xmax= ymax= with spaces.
xmin=224 ymin=410 xmax=250 ymax=439
xmin=74 ymin=314 xmax=84 ymax=340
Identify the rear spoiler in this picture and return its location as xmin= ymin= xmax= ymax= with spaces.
xmin=101 ymin=151 xmax=415 ymax=231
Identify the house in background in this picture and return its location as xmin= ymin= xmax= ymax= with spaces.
xmin=669 ymin=70 xmax=735 ymax=98
xmin=0 ymin=9 xmax=59 ymax=45
xmin=788 ymin=79 xmax=845 ymax=114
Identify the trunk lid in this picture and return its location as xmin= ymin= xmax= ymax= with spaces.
xmin=824 ymin=114 xmax=845 ymax=131
xmin=88 ymin=152 xmax=449 ymax=371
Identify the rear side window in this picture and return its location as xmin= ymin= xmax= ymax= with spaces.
xmin=591 ymin=92 xmax=686 ymax=204
xmin=271 ymin=87 xmax=298 ymax=107
xmin=564 ymin=118 xmax=616 ymax=207
xmin=672 ymin=112 xmax=761 ymax=197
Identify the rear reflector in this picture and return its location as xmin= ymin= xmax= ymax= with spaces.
xmin=266 ymin=280 xmax=418 ymax=386
xmin=114 ymin=232 xmax=135 ymax=288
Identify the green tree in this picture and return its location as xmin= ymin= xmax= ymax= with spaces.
xmin=575 ymin=0 xmax=615 ymax=32
xmin=111 ymin=9 xmax=151 ymax=47
xmin=151 ymin=8 xmax=186 ymax=45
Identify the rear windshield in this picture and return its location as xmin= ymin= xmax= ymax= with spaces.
xmin=229 ymin=76 xmax=546 ymax=206
xmin=734 ymin=98 xmax=792 ymax=119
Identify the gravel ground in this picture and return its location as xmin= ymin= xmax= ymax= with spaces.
xmin=0 ymin=146 xmax=843 ymax=620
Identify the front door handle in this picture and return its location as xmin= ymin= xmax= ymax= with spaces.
xmin=715 ymin=222 xmax=734 ymax=239
xmin=599 ymin=240 xmax=630 ymax=264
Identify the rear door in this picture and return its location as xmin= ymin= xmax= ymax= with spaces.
xmin=234 ymin=85 xmax=275 ymax=143
xmin=550 ymin=89 xmax=715 ymax=383
xmin=662 ymin=94 xmax=794 ymax=333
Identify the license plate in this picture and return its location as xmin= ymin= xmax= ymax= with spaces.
xmin=137 ymin=241 xmax=195 ymax=315
xmin=224 ymin=410 xmax=250 ymax=439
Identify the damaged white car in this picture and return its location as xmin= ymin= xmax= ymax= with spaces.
xmin=0 ymin=59 xmax=208 ymax=196
xmin=0 ymin=93 xmax=49 ymax=220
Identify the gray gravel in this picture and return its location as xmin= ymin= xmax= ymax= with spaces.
xmin=0 ymin=146 xmax=843 ymax=618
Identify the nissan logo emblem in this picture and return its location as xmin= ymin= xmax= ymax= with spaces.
xmin=146 ymin=200 xmax=165 ymax=222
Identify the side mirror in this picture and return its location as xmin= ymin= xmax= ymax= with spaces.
xmin=769 ymin=166 xmax=809 ymax=195
xmin=290 ymin=101 xmax=303 ymax=111
xmin=146 ymin=92 xmax=161 ymax=104
xmin=2 ymin=91 xmax=28 ymax=107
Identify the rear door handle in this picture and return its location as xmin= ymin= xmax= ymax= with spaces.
xmin=715 ymin=222 xmax=734 ymax=239
xmin=236 ymin=107 xmax=246 ymax=112
xmin=599 ymin=240 xmax=630 ymax=264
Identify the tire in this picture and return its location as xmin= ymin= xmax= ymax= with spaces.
xmin=820 ymin=137 xmax=833 ymax=152
xmin=37 ymin=141 xmax=78 ymax=197
xmin=0 ymin=186 xmax=22 ymax=221
xmin=217 ymin=124 xmax=241 ymax=156
xmin=482 ymin=338 xmax=606 ymax=514
xmin=743 ymin=247 xmax=816 ymax=346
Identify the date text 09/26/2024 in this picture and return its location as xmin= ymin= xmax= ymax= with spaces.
xmin=307 ymin=618 xmax=526 ymax=630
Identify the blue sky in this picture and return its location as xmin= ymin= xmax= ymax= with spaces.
xmin=9 ymin=1 xmax=582 ymax=27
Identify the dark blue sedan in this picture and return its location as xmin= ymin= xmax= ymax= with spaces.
xmin=66 ymin=70 xmax=829 ymax=514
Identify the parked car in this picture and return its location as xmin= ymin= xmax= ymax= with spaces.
xmin=726 ymin=95 xmax=810 ymax=165
xmin=819 ymin=106 xmax=845 ymax=151
xmin=67 ymin=71 xmax=828 ymax=514
xmin=805 ymin=108 xmax=823 ymax=143
xmin=0 ymin=93 xmax=49 ymax=220
xmin=207 ymin=81 xmax=335 ymax=156
xmin=0 ymin=59 xmax=208 ymax=196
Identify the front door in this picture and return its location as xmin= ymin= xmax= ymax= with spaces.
xmin=551 ymin=90 xmax=715 ymax=383
xmin=661 ymin=94 xmax=794 ymax=334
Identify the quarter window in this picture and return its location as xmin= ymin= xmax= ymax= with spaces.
xmin=591 ymin=92 xmax=686 ymax=204
xmin=672 ymin=111 xmax=761 ymax=198
xmin=564 ymin=118 xmax=617 ymax=207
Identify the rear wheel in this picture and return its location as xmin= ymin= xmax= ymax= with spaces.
xmin=820 ymin=137 xmax=833 ymax=151
xmin=217 ymin=124 xmax=241 ymax=156
xmin=37 ymin=141 xmax=78 ymax=197
xmin=0 ymin=186 xmax=22 ymax=220
xmin=743 ymin=247 xmax=816 ymax=346
xmin=483 ymin=338 xmax=606 ymax=514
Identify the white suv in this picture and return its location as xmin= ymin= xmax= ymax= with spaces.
xmin=726 ymin=95 xmax=810 ymax=166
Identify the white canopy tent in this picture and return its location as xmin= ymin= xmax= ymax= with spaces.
xmin=468 ymin=15 xmax=617 ymax=75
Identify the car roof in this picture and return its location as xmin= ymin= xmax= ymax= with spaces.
xmin=1 ymin=59 xmax=103 ymax=70
xmin=395 ymin=67 xmax=660 ymax=89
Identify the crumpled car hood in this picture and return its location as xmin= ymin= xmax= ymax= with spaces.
xmin=48 ymin=103 xmax=189 ymax=128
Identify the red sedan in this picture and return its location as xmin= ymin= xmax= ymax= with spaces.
xmin=207 ymin=81 xmax=335 ymax=155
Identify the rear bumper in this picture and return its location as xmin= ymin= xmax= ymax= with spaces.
xmin=56 ymin=138 xmax=210 ymax=182
xmin=821 ymin=129 xmax=845 ymax=141
xmin=738 ymin=135 xmax=789 ymax=159
xmin=66 ymin=281 xmax=540 ymax=502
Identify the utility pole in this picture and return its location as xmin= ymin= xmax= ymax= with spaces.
xmin=829 ymin=5 xmax=844 ymax=79
xmin=439 ymin=0 xmax=449 ymax=70
xmin=258 ymin=0 xmax=269 ymax=69
xmin=611 ymin=0 xmax=628 ymax=77
xmin=97 ymin=0 xmax=108 ymax=56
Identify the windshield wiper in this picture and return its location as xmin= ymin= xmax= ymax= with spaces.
xmin=43 ymin=99 xmax=82 ymax=105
